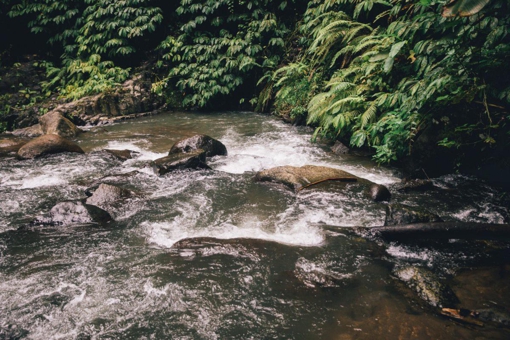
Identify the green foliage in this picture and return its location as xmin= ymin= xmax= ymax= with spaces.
xmin=43 ymin=54 xmax=130 ymax=100
xmin=8 ymin=0 xmax=163 ymax=99
xmin=155 ymin=0 xmax=305 ymax=108
xmin=270 ymin=0 xmax=510 ymax=163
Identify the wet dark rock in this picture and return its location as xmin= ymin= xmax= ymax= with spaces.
xmin=0 ymin=325 xmax=29 ymax=340
xmin=372 ymin=222 xmax=510 ymax=241
xmin=91 ymin=149 xmax=138 ymax=161
xmin=39 ymin=111 xmax=80 ymax=137
xmin=0 ymin=138 xmax=27 ymax=157
xmin=40 ymin=292 xmax=70 ymax=307
xmin=152 ymin=149 xmax=210 ymax=175
xmin=85 ymin=183 xmax=134 ymax=210
xmin=331 ymin=141 xmax=350 ymax=155
xmin=394 ymin=266 xmax=459 ymax=308
xmin=36 ymin=201 xmax=112 ymax=226
xmin=17 ymin=134 xmax=84 ymax=159
xmin=104 ymin=149 xmax=138 ymax=161
xmin=254 ymin=165 xmax=359 ymax=192
xmin=475 ymin=309 xmax=510 ymax=327
xmin=169 ymin=134 xmax=227 ymax=157
xmin=366 ymin=183 xmax=391 ymax=202
xmin=11 ymin=124 xmax=43 ymax=138
xmin=384 ymin=203 xmax=442 ymax=226
xmin=395 ymin=179 xmax=434 ymax=192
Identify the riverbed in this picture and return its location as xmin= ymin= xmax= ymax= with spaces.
xmin=1 ymin=111 xmax=509 ymax=339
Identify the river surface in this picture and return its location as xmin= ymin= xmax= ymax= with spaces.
xmin=1 ymin=111 xmax=509 ymax=339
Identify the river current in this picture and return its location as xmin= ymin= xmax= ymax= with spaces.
xmin=0 ymin=111 xmax=509 ymax=339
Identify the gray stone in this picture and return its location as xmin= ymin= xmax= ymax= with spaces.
xmin=36 ymin=201 xmax=112 ymax=226
xmin=331 ymin=141 xmax=350 ymax=155
xmin=11 ymin=124 xmax=43 ymax=138
xmin=86 ymin=183 xmax=134 ymax=210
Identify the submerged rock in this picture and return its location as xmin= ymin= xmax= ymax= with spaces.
xmin=91 ymin=149 xmax=138 ymax=161
xmin=254 ymin=165 xmax=359 ymax=192
xmin=39 ymin=111 xmax=80 ymax=137
xmin=169 ymin=134 xmax=227 ymax=157
xmin=366 ymin=183 xmax=391 ymax=202
xmin=152 ymin=149 xmax=210 ymax=175
xmin=104 ymin=149 xmax=138 ymax=161
xmin=17 ymin=134 xmax=84 ymax=159
xmin=36 ymin=201 xmax=112 ymax=226
xmin=395 ymin=179 xmax=434 ymax=192
xmin=86 ymin=183 xmax=134 ymax=210
xmin=84 ymin=171 xmax=140 ymax=196
xmin=394 ymin=266 xmax=459 ymax=308
xmin=384 ymin=203 xmax=442 ymax=226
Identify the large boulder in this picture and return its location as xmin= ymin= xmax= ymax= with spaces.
xmin=254 ymin=165 xmax=359 ymax=192
xmin=86 ymin=183 xmax=134 ymax=210
xmin=11 ymin=124 xmax=43 ymax=138
xmin=151 ymin=149 xmax=210 ymax=175
xmin=394 ymin=266 xmax=459 ymax=308
xmin=17 ymin=134 xmax=84 ymax=159
xmin=169 ymin=134 xmax=227 ymax=157
xmin=36 ymin=201 xmax=112 ymax=226
xmin=39 ymin=111 xmax=80 ymax=137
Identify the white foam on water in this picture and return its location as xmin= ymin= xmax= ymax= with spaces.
xmin=144 ymin=218 xmax=324 ymax=249
xmin=20 ymin=174 xmax=68 ymax=189
xmin=101 ymin=140 xmax=167 ymax=161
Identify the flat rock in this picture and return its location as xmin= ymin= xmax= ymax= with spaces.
xmin=254 ymin=165 xmax=359 ymax=192
xmin=152 ymin=149 xmax=210 ymax=175
xmin=169 ymin=134 xmax=227 ymax=157
xmin=39 ymin=111 xmax=80 ymax=137
xmin=17 ymin=134 xmax=84 ymax=159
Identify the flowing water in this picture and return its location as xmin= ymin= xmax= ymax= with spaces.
xmin=1 ymin=111 xmax=509 ymax=339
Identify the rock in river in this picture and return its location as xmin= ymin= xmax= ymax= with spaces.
xmin=0 ymin=138 xmax=27 ymax=157
xmin=366 ymin=183 xmax=391 ymax=202
xmin=17 ymin=134 xmax=84 ymax=159
xmin=39 ymin=111 xmax=80 ymax=138
xmin=169 ymin=134 xmax=227 ymax=157
xmin=86 ymin=183 xmax=134 ymax=210
xmin=151 ymin=149 xmax=210 ymax=175
xmin=254 ymin=165 xmax=359 ymax=192
xmin=384 ymin=203 xmax=442 ymax=226
xmin=36 ymin=201 xmax=112 ymax=226
xmin=394 ymin=266 xmax=459 ymax=308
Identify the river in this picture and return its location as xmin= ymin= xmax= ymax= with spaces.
xmin=1 ymin=111 xmax=509 ymax=339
